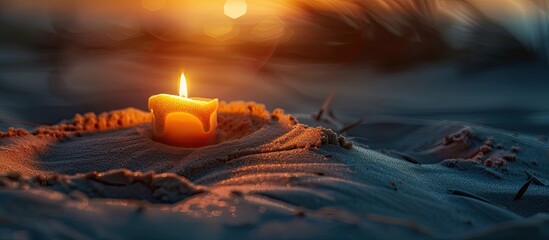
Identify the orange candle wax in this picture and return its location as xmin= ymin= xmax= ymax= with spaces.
xmin=148 ymin=73 xmax=218 ymax=148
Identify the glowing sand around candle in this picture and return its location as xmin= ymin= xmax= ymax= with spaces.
xmin=148 ymin=74 xmax=218 ymax=148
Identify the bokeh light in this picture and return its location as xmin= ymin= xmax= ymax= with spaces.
xmin=224 ymin=0 xmax=247 ymax=19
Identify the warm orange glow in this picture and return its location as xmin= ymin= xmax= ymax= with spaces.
xmin=148 ymin=94 xmax=218 ymax=148
xmin=224 ymin=0 xmax=247 ymax=19
xmin=179 ymin=73 xmax=188 ymax=98
xmin=202 ymin=19 xmax=235 ymax=39
xmin=149 ymin=72 xmax=219 ymax=148
xmin=251 ymin=18 xmax=286 ymax=42
xmin=142 ymin=0 xmax=166 ymax=11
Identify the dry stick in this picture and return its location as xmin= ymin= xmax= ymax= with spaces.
xmin=327 ymin=109 xmax=339 ymax=120
xmin=514 ymin=178 xmax=533 ymax=201
xmin=315 ymin=93 xmax=334 ymax=121
xmin=400 ymin=154 xmax=421 ymax=165
xmin=448 ymin=189 xmax=497 ymax=206
xmin=338 ymin=117 xmax=364 ymax=134
xmin=525 ymin=171 xmax=545 ymax=186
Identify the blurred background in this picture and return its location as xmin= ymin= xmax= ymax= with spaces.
xmin=1 ymin=0 xmax=548 ymax=134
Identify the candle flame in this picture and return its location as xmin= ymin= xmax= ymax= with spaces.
xmin=179 ymin=73 xmax=188 ymax=98
xmin=224 ymin=0 xmax=247 ymax=19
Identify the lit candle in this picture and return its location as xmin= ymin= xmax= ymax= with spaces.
xmin=148 ymin=73 xmax=218 ymax=147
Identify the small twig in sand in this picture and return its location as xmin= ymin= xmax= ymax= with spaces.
xmin=314 ymin=93 xmax=334 ymax=121
xmin=400 ymin=154 xmax=420 ymax=165
xmin=327 ymin=109 xmax=339 ymax=120
xmin=525 ymin=171 xmax=545 ymax=186
xmin=338 ymin=117 xmax=364 ymax=134
xmin=448 ymin=189 xmax=497 ymax=206
xmin=514 ymin=178 xmax=533 ymax=201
